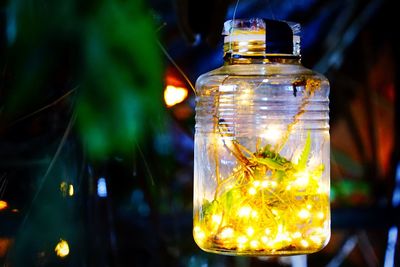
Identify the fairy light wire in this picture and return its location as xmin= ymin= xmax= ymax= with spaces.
xmin=229 ymin=0 xmax=240 ymax=53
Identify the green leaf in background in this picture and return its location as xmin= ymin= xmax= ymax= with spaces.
xmin=4 ymin=0 xmax=163 ymax=159
xmin=77 ymin=0 xmax=163 ymax=158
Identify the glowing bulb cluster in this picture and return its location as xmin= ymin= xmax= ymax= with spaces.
xmin=194 ymin=166 xmax=330 ymax=255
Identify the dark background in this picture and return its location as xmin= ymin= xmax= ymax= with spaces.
xmin=0 ymin=0 xmax=399 ymax=266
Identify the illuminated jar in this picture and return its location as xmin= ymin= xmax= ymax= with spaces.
xmin=193 ymin=18 xmax=330 ymax=255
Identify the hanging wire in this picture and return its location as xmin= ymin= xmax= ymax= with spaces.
xmin=227 ymin=0 xmax=240 ymax=54
xmin=232 ymin=0 xmax=240 ymax=22
xmin=5 ymin=86 xmax=78 ymax=128
xmin=0 ymin=174 xmax=7 ymax=199
xmin=157 ymin=39 xmax=196 ymax=95
xmin=20 ymin=111 xmax=77 ymax=227
xmin=267 ymin=0 xmax=276 ymax=20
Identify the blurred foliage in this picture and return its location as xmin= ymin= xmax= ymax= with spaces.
xmin=331 ymin=180 xmax=371 ymax=206
xmin=2 ymin=0 xmax=163 ymax=158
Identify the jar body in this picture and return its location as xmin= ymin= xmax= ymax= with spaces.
xmin=193 ymin=62 xmax=330 ymax=255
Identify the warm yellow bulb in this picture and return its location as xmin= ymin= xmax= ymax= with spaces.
xmin=276 ymin=233 xmax=291 ymax=242
xmin=55 ymin=239 xmax=69 ymax=258
xmin=237 ymin=236 xmax=248 ymax=245
xmin=196 ymin=232 xmax=205 ymax=241
xmin=251 ymin=210 xmax=258 ymax=218
xmin=60 ymin=182 xmax=74 ymax=197
xmin=253 ymin=180 xmax=260 ymax=187
xmin=261 ymin=180 xmax=269 ymax=188
xmin=238 ymin=206 xmax=252 ymax=217
xmin=292 ymin=232 xmax=302 ymax=239
xmin=317 ymin=212 xmax=325 ymax=219
xmin=194 ymin=226 xmax=206 ymax=241
xmin=164 ymin=85 xmax=188 ymax=107
xmin=211 ymin=214 xmax=222 ymax=225
xmin=220 ymin=227 xmax=234 ymax=239
xmin=267 ymin=240 xmax=276 ymax=248
xmin=310 ymin=235 xmax=322 ymax=244
xmin=194 ymin=226 xmax=201 ymax=232
xmin=261 ymin=125 xmax=282 ymax=144
xmin=68 ymin=184 xmax=74 ymax=197
xmin=317 ymin=185 xmax=329 ymax=194
xmin=300 ymin=239 xmax=309 ymax=248
xmin=294 ymin=171 xmax=310 ymax=187
xmin=246 ymin=227 xmax=255 ymax=237
xmin=238 ymin=88 xmax=252 ymax=105
xmin=261 ymin=236 xmax=269 ymax=244
xmin=248 ymin=187 xmax=257 ymax=195
xmin=298 ymin=209 xmax=311 ymax=219
xmin=250 ymin=240 xmax=259 ymax=249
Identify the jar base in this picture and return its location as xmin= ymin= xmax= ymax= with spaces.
xmin=197 ymin=245 xmax=328 ymax=256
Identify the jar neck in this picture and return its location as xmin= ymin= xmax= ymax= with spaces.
xmin=223 ymin=40 xmax=301 ymax=65
xmin=223 ymin=53 xmax=301 ymax=65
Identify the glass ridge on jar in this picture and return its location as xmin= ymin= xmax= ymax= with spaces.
xmin=193 ymin=18 xmax=330 ymax=256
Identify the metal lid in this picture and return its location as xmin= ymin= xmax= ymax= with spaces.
xmin=223 ymin=18 xmax=301 ymax=56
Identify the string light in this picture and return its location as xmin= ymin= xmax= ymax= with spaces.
xmin=237 ymin=236 xmax=248 ymax=245
xmin=246 ymin=227 xmax=255 ymax=237
xmin=220 ymin=227 xmax=234 ymax=239
xmin=55 ymin=239 xmax=70 ymax=258
xmin=164 ymin=85 xmax=188 ymax=107
xmin=298 ymin=209 xmax=311 ymax=219
xmin=300 ymin=239 xmax=309 ymax=248
xmin=294 ymin=171 xmax=310 ymax=187
xmin=193 ymin=113 xmax=329 ymax=255
xmin=250 ymin=240 xmax=260 ymax=249
xmin=310 ymin=235 xmax=322 ymax=244
xmin=60 ymin=182 xmax=74 ymax=198
xmin=0 ymin=201 xmax=8 ymax=211
xmin=251 ymin=210 xmax=258 ymax=218
xmin=293 ymin=232 xmax=302 ymax=239
xmin=237 ymin=87 xmax=252 ymax=106
xmin=261 ymin=180 xmax=269 ymax=188
xmin=193 ymin=153 xmax=330 ymax=254
xmin=248 ymin=187 xmax=257 ymax=195
xmin=193 ymin=226 xmax=206 ymax=244
xmin=238 ymin=206 xmax=252 ymax=217
xmin=68 ymin=184 xmax=74 ymax=197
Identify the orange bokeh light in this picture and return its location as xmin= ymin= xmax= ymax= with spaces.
xmin=164 ymin=85 xmax=188 ymax=107
xmin=0 ymin=200 xmax=8 ymax=211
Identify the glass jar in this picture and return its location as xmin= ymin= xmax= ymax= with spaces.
xmin=193 ymin=18 xmax=330 ymax=256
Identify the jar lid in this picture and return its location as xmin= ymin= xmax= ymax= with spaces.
xmin=223 ymin=18 xmax=301 ymax=56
